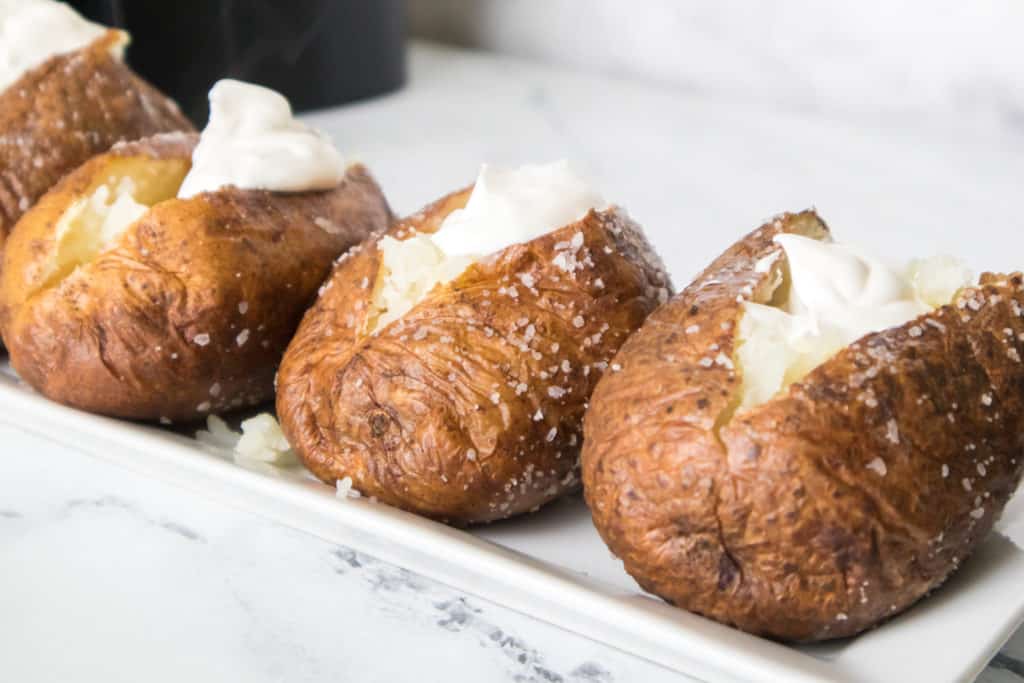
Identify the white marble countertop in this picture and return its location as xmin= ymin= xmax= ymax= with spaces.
xmin=2 ymin=41 xmax=1023 ymax=682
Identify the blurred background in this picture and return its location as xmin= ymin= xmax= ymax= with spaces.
xmin=70 ymin=0 xmax=1023 ymax=133
xmin=71 ymin=0 xmax=407 ymax=122
xmin=408 ymin=0 xmax=1023 ymax=131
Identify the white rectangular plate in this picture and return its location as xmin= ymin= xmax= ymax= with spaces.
xmin=2 ymin=362 xmax=1021 ymax=683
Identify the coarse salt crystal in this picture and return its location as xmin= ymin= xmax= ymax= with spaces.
xmin=193 ymin=333 xmax=211 ymax=346
xmin=885 ymin=419 xmax=900 ymax=444
xmin=866 ymin=457 xmax=887 ymax=476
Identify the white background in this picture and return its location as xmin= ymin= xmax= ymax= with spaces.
xmin=409 ymin=0 xmax=1024 ymax=131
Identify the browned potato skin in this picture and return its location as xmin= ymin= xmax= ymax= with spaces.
xmin=277 ymin=190 xmax=672 ymax=524
xmin=0 ymin=134 xmax=392 ymax=423
xmin=582 ymin=211 xmax=1024 ymax=641
xmin=0 ymin=31 xmax=193 ymax=253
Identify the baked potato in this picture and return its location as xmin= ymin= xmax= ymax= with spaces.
xmin=0 ymin=133 xmax=391 ymax=422
xmin=581 ymin=210 xmax=1024 ymax=641
xmin=277 ymin=181 xmax=672 ymax=525
xmin=0 ymin=30 xmax=193 ymax=256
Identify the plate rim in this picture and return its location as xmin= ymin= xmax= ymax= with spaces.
xmin=2 ymin=373 xmax=1020 ymax=683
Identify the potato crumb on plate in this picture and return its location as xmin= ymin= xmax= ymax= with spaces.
xmin=194 ymin=413 xmax=296 ymax=466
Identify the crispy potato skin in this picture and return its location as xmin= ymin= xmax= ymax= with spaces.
xmin=277 ymin=191 xmax=672 ymax=524
xmin=0 ymin=32 xmax=193 ymax=252
xmin=582 ymin=211 xmax=1024 ymax=641
xmin=0 ymin=134 xmax=392 ymax=423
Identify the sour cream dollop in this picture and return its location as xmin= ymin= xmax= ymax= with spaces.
xmin=371 ymin=161 xmax=605 ymax=330
xmin=177 ymin=79 xmax=347 ymax=199
xmin=777 ymin=234 xmax=930 ymax=341
xmin=737 ymin=234 xmax=971 ymax=409
xmin=0 ymin=0 xmax=113 ymax=93
xmin=431 ymin=161 xmax=606 ymax=257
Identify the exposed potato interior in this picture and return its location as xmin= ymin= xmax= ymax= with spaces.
xmin=734 ymin=236 xmax=973 ymax=413
xmin=363 ymin=161 xmax=606 ymax=336
xmin=364 ymin=234 xmax=475 ymax=335
xmin=39 ymin=157 xmax=190 ymax=292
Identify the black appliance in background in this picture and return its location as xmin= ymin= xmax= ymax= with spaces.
xmin=71 ymin=0 xmax=407 ymax=125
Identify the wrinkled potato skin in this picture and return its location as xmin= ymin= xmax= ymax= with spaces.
xmin=582 ymin=211 xmax=1024 ymax=642
xmin=0 ymin=32 xmax=193 ymax=252
xmin=0 ymin=134 xmax=392 ymax=423
xmin=277 ymin=190 xmax=672 ymax=524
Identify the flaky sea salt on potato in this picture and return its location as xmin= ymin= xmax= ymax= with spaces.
xmin=582 ymin=210 xmax=1024 ymax=641
xmin=277 ymin=163 xmax=671 ymax=525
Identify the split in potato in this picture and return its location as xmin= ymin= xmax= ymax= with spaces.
xmin=277 ymin=163 xmax=672 ymax=525
xmin=0 ymin=133 xmax=391 ymax=422
xmin=582 ymin=211 xmax=1024 ymax=641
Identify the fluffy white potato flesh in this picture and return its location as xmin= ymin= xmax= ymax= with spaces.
xmin=371 ymin=234 xmax=474 ymax=331
xmin=40 ymin=157 xmax=190 ymax=292
xmin=737 ymin=234 xmax=973 ymax=410
xmin=366 ymin=161 xmax=605 ymax=334
xmin=195 ymin=414 xmax=296 ymax=466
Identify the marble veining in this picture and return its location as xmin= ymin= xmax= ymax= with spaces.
xmin=62 ymin=495 xmax=206 ymax=543
xmin=0 ymin=422 xmax=685 ymax=682
xmin=326 ymin=545 xmax=618 ymax=682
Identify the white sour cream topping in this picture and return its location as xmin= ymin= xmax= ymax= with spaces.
xmin=371 ymin=161 xmax=605 ymax=330
xmin=737 ymin=234 xmax=971 ymax=409
xmin=777 ymin=234 xmax=930 ymax=340
xmin=177 ymin=79 xmax=346 ymax=198
xmin=431 ymin=161 xmax=606 ymax=257
xmin=0 ymin=0 xmax=114 ymax=92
